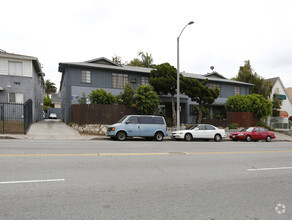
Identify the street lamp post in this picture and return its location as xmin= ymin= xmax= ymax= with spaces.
xmin=177 ymin=21 xmax=194 ymax=130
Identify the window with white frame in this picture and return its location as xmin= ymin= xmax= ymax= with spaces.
xmin=234 ymin=86 xmax=240 ymax=95
xmin=9 ymin=93 xmax=24 ymax=103
xmin=141 ymin=76 xmax=149 ymax=85
xmin=81 ymin=70 xmax=91 ymax=83
xmin=8 ymin=61 xmax=23 ymax=76
xmin=112 ymin=73 xmax=128 ymax=89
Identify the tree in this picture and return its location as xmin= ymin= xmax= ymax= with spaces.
xmin=225 ymin=94 xmax=272 ymax=118
xmin=182 ymin=78 xmax=219 ymax=123
xmin=117 ymin=82 xmax=135 ymax=107
xmin=76 ymin=92 xmax=87 ymax=104
xmin=45 ymin=79 xmax=57 ymax=94
xmin=112 ymin=55 xmax=126 ymax=65
xmin=135 ymin=84 xmax=160 ymax=115
xmin=150 ymin=63 xmax=180 ymax=125
xmin=232 ymin=60 xmax=272 ymax=98
xmin=272 ymin=96 xmax=281 ymax=117
xmin=128 ymin=51 xmax=155 ymax=67
xmin=43 ymin=94 xmax=54 ymax=112
xmin=89 ymin=88 xmax=116 ymax=104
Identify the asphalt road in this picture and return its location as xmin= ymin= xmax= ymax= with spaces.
xmin=0 ymin=140 xmax=292 ymax=220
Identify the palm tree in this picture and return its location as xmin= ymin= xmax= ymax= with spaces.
xmin=45 ymin=79 xmax=57 ymax=94
xmin=138 ymin=51 xmax=155 ymax=68
xmin=128 ymin=52 xmax=155 ymax=68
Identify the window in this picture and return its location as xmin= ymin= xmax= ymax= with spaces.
xmin=254 ymin=128 xmax=260 ymax=132
xmin=141 ymin=76 xmax=149 ymax=85
xmin=208 ymin=83 xmax=220 ymax=95
xmin=198 ymin=125 xmax=205 ymax=130
xmin=205 ymin=125 xmax=215 ymax=130
xmin=139 ymin=116 xmax=154 ymax=124
xmin=81 ymin=71 xmax=91 ymax=83
xmin=127 ymin=116 xmax=138 ymax=124
xmin=154 ymin=117 xmax=164 ymax=124
xmin=234 ymin=86 xmax=240 ymax=95
xmin=9 ymin=93 xmax=24 ymax=103
xmin=260 ymin=128 xmax=267 ymax=132
xmin=8 ymin=61 xmax=23 ymax=76
xmin=112 ymin=73 xmax=128 ymax=89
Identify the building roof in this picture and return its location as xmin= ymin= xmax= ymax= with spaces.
xmin=182 ymin=72 xmax=254 ymax=86
xmin=59 ymin=61 xmax=152 ymax=74
xmin=85 ymin=57 xmax=120 ymax=66
xmin=264 ymin=77 xmax=279 ymax=86
xmin=0 ymin=50 xmax=45 ymax=81
xmin=203 ymin=71 xmax=227 ymax=79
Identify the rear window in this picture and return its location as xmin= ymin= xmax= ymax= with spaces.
xmin=154 ymin=117 xmax=164 ymax=124
xmin=139 ymin=116 xmax=154 ymax=124
xmin=205 ymin=125 xmax=215 ymax=130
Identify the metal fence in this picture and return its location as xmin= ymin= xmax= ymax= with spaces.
xmin=0 ymin=99 xmax=32 ymax=134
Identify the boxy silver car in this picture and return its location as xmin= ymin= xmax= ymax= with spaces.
xmin=107 ymin=115 xmax=168 ymax=141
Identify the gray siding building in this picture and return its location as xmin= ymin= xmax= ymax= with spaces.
xmin=59 ymin=57 xmax=253 ymax=124
xmin=59 ymin=57 xmax=151 ymax=123
xmin=0 ymin=50 xmax=45 ymax=122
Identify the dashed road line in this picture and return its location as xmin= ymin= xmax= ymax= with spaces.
xmin=0 ymin=179 xmax=65 ymax=184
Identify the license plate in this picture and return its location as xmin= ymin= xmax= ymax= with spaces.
xmin=232 ymin=136 xmax=235 ymax=138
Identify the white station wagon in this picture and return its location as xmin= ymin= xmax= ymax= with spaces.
xmin=171 ymin=124 xmax=226 ymax=142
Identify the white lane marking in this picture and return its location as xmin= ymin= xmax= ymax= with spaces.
xmin=247 ymin=167 xmax=292 ymax=172
xmin=0 ymin=179 xmax=65 ymax=184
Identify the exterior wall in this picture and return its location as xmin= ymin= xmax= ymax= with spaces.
xmin=208 ymin=82 xmax=249 ymax=98
xmin=32 ymin=66 xmax=45 ymax=122
xmin=0 ymin=57 xmax=44 ymax=123
xmin=0 ymin=57 xmax=32 ymax=77
xmin=61 ymin=66 xmax=150 ymax=123
xmin=270 ymin=79 xmax=292 ymax=117
xmin=0 ymin=75 xmax=33 ymax=103
xmin=286 ymin=88 xmax=292 ymax=100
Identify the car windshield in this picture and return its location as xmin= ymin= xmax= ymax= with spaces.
xmin=246 ymin=127 xmax=254 ymax=132
xmin=117 ymin=115 xmax=128 ymax=123
xmin=186 ymin=124 xmax=199 ymax=130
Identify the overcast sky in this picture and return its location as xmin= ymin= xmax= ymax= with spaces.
xmin=1 ymin=0 xmax=292 ymax=90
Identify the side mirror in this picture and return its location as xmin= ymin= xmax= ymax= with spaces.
xmin=125 ymin=121 xmax=130 ymax=124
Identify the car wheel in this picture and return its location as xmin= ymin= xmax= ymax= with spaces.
xmin=184 ymin=133 xmax=192 ymax=141
xmin=214 ymin=134 xmax=222 ymax=142
xmin=246 ymin=135 xmax=252 ymax=142
xmin=266 ymin=136 xmax=271 ymax=142
xmin=154 ymin=132 xmax=164 ymax=141
xmin=116 ymin=131 xmax=126 ymax=141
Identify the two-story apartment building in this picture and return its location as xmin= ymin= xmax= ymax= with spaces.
xmin=59 ymin=57 xmax=253 ymax=124
xmin=177 ymin=71 xmax=252 ymax=123
xmin=0 ymin=50 xmax=45 ymax=122
xmin=59 ymin=57 xmax=152 ymax=123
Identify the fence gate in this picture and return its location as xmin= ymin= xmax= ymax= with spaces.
xmin=0 ymin=99 xmax=32 ymax=134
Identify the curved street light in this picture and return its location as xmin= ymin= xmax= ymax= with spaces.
xmin=177 ymin=21 xmax=194 ymax=130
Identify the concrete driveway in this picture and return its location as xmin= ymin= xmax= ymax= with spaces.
xmin=26 ymin=119 xmax=88 ymax=140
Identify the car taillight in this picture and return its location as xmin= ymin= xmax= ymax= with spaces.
xmin=166 ymin=126 xmax=167 ymax=131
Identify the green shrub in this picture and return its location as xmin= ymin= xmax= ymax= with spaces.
xmin=228 ymin=123 xmax=239 ymax=129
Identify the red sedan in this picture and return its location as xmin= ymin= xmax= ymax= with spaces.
xmin=229 ymin=127 xmax=276 ymax=142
